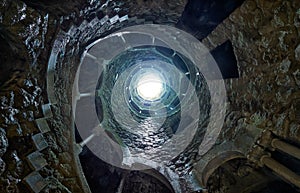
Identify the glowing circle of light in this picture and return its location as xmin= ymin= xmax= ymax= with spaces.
xmin=136 ymin=73 xmax=164 ymax=101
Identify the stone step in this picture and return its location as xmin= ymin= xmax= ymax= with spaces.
xmin=26 ymin=151 xmax=48 ymax=171
xmin=32 ymin=133 xmax=48 ymax=151
xmin=35 ymin=118 xmax=51 ymax=133
xmin=24 ymin=171 xmax=48 ymax=193
xmin=41 ymin=103 xmax=53 ymax=118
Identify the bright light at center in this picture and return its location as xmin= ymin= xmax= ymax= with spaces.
xmin=136 ymin=73 xmax=164 ymax=101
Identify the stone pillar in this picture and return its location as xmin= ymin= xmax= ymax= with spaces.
xmin=260 ymin=155 xmax=300 ymax=189
xmin=271 ymin=139 xmax=300 ymax=160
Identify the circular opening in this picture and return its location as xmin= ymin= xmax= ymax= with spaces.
xmin=74 ymin=25 xmax=223 ymax=171
xmin=136 ymin=73 xmax=165 ymax=101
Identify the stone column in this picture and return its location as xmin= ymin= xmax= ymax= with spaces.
xmin=260 ymin=155 xmax=300 ymax=189
xmin=271 ymin=139 xmax=300 ymax=160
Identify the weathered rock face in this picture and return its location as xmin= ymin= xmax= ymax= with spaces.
xmin=197 ymin=0 xmax=300 ymax=192
xmin=0 ymin=0 xmax=187 ymax=193
xmin=199 ymin=0 xmax=300 ymax=144
xmin=0 ymin=0 xmax=299 ymax=193
xmin=0 ymin=128 xmax=8 ymax=157
xmin=224 ymin=0 xmax=300 ymax=148
xmin=0 ymin=1 xmax=90 ymax=192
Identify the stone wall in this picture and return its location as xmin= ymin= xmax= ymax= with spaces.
xmin=0 ymin=0 xmax=299 ymax=193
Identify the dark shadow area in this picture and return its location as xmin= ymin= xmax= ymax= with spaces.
xmin=210 ymin=40 xmax=239 ymax=79
xmin=177 ymin=0 xmax=245 ymax=40
xmin=250 ymin=180 xmax=299 ymax=193
xmin=22 ymin=0 xmax=87 ymax=16
xmin=79 ymin=146 xmax=122 ymax=193
xmin=271 ymin=150 xmax=300 ymax=175
xmin=76 ymin=127 xmax=122 ymax=193
xmin=0 ymin=28 xmax=24 ymax=88
xmin=0 ymin=35 xmax=13 ymax=86
xmin=122 ymin=171 xmax=174 ymax=193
